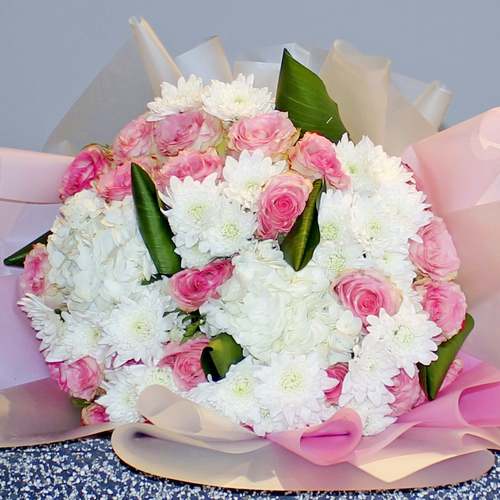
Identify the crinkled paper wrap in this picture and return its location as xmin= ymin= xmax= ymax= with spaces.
xmin=1 ymin=16 xmax=499 ymax=491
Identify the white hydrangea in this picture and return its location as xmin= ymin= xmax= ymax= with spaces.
xmin=222 ymin=150 xmax=286 ymax=211
xmin=147 ymin=75 xmax=204 ymax=119
xmin=174 ymin=241 xmax=213 ymax=269
xmin=202 ymin=74 xmax=274 ymax=122
xmin=47 ymin=192 xmax=155 ymax=313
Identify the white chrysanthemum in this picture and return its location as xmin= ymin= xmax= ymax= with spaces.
xmin=98 ymin=364 xmax=175 ymax=423
xmin=350 ymin=193 xmax=410 ymax=257
xmin=340 ymin=333 xmax=399 ymax=407
xmin=202 ymin=74 xmax=274 ymax=121
xmin=253 ymin=353 xmax=336 ymax=433
xmin=98 ymin=365 xmax=147 ymax=423
xmin=378 ymin=184 xmax=432 ymax=241
xmin=367 ymin=298 xmax=439 ymax=377
xmin=101 ymin=287 xmax=173 ymax=367
xmin=318 ymin=189 xmax=353 ymax=243
xmin=59 ymin=311 xmax=107 ymax=363
xmin=199 ymin=201 xmax=257 ymax=257
xmin=161 ymin=174 xmax=222 ymax=248
xmin=335 ymin=135 xmax=377 ymax=193
xmin=18 ymin=294 xmax=66 ymax=359
xmin=222 ymin=150 xmax=286 ymax=211
xmin=312 ymin=240 xmax=366 ymax=280
xmin=344 ymin=396 xmax=397 ymax=436
xmin=368 ymin=250 xmax=417 ymax=292
xmin=147 ymin=75 xmax=204 ymax=120
xmin=139 ymin=365 xmax=175 ymax=392
xmin=188 ymin=357 xmax=263 ymax=426
xmin=366 ymin=147 xmax=412 ymax=188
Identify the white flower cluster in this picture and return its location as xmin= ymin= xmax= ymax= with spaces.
xmin=18 ymin=73 xmax=450 ymax=438
xmin=148 ymin=74 xmax=274 ymax=122
xmin=159 ymin=151 xmax=287 ymax=268
xmin=200 ymin=240 xmax=362 ymax=365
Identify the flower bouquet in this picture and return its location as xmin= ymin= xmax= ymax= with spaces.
xmin=1 ymin=17 xmax=500 ymax=491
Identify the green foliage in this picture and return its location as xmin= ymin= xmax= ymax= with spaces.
xmin=419 ymin=314 xmax=475 ymax=400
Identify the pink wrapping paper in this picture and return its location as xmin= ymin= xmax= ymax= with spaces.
xmin=401 ymin=108 xmax=500 ymax=369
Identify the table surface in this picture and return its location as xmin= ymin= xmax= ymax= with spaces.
xmin=0 ymin=437 xmax=499 ymax=500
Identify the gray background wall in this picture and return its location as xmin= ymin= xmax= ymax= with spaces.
xmin=1 ymin=0 xmax=499 ymax=152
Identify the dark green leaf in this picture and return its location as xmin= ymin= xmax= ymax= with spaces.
xmin=71 ymin=397 xmax=92 ymax=408
xmin=3 ymin=230 xmax=52 ymax=267
xmin=201 ymin=333 xmax=244 ymax=381
xmin=132 ymin=163 xmax=181 ymax=276
xmin=280 ymin=179 xmax=325 ymax=271
xmin=276 ymin=49 xmax=348 ymax=142
xmin=419 ymin=313 xmax=475 ymax=400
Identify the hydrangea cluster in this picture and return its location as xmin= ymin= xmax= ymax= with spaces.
xmin=18 ymin=74 xmax=466 ymax=435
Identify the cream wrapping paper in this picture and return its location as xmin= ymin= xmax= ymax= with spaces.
xmin=1 ymin=15 xmax=499 ymax=492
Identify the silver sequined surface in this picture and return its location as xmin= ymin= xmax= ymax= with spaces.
xmin=0 ymin=438 xmax=498 ymax=499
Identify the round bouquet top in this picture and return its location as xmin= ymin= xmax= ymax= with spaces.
xmin=19 ymin=70 xmax=466 ymax=436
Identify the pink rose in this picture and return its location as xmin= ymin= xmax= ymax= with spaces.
xmin=440 ymin=357 xmax=464 ymax=391
xmin=48 ymin=357 xmax=102 ymax=401
xmin=159 ymin=337 xmax=211 ymax=391
xmin=414 ymin=279 xmax=467 ymax=343
xmin=21 ymin=243 xmax=51 ymax=296
xmin=155 ymin=149 xmax=223 ymax=191
xmin=81 ymin=403 xmax=110 ymax=426
xmin=409 ymin=217 xmax=460 ymax=280
xmin=333 ymin=270 xmax=401 ymax=327
xmin=60 ymin=145 xmax=110 ymax=200
xmin=129 ymin=155 xmax=160 ymax=180
xmin=155 ymin=110 xmax=221 ymax=156
xmin=290 ymin=132 xmax=350 ymax=190
xmin=257 ymin=172 xmax=313 ymax=240
xmin=389 ymin=369 xmax=426 ymax=417
xmin=113 ymin=113 xmax=156 ymax=161
xmin=324 ymin=362 xmax=348 ymax=406
xmin=96 ymin=163 xmax=132 ymax=201
xmin=167 ymin=259 xmax=234 ymax=312
xmin=228 ymin=111 xmax=297 ymax=158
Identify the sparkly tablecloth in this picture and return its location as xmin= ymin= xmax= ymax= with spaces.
xmin=0 ymin=437 xmax=499 ymax=499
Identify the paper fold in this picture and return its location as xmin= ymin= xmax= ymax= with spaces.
xmin=109 ymin=356 xmax=500 ymax=490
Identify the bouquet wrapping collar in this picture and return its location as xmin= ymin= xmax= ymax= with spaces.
xmin=1 ymin=17 xmax=499 ymax=491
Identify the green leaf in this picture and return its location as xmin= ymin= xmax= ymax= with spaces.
xmin=132 ymin=163 xmax=181 ymax=276
xmin=201 ymin=333 xmax=244 ymax=382
xmin=280 ymin=179 xmax=325 ymax=271
xmin=419 ymin=313 xmax=475 ymax=400
xmin=276 ymin=49 xmax=348 ymax=142
xmin=71 ymin=397 xmax=92 ymax=408
xmin=3 ymin=230 xmax=52 ymax=267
